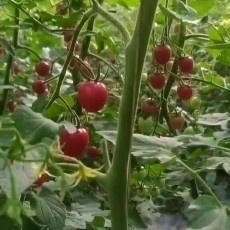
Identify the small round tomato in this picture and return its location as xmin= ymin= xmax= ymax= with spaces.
xmin=138 ymin=117 xmax=153 ymax=134
xmin=109 ymin=57 xmax=117 ymax=65
xmin=179 ymin=56 xmax=194 ymax=74
xmin=169 ymin=115 xmax=185 ymax=130
xmin=141 ymin=99 xmax=159 ymax=116
xmin=149 ymin=73 xmax=166 ymax=90
xmin=177 ymin=85 xmax=193 ymax=101
xmin=78 ymin=82 xmax=108 ymax=113
xmin=32 ymin=80 xmax=48 ymax=95
xmin=60 ymin=128 xmax=89 ymax=158
xmin=87 ymin=146 xmax=100 ymax=158
xmin=35 ymin=61 xmax=51 ymax=77
xmin=13 ymin=64 xmax=21 ymax=76
xmin=190 ymin=97 xmax=201 ymax=109
xmin=154 ymin=44 xmax=172 ymax=65
xmin=7 ymin=101 xmax=17 ymax=112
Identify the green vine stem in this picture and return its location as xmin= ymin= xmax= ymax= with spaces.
xmin=45 ymin=9 xmax=95 ymax=109
xmin=101 ymin=139 xmax=111 ymax=172
xmin=185 ymin=33 xmax=210 ymax=41
xmin=0 ymin=7 xmax=19 ymax=115
xmin=159 ymin=21 xmax=186 ymax=128
xmin=87 ymin=52 xmax=123 ymax=81
xmin=92 ymin=0 xmax=131 ymax=45
xmin=105 ymin=1 xmax=159 ymax=229
xmin=182 ymin=77 xmax=230 ymax=91
xmin=177 ymin=158 xmax=223 ymax=207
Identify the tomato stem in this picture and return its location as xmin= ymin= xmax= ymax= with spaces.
xmin=106 ymin=1 xmax=159 ymax=229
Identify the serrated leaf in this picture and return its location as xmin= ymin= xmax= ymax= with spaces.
xmin=186 ymin=195 xmax=230 ymax=230
xmin=13 ymin=106 xmax=59 ymax=144
xmin=31 ymin=189 xmax=66 ymax=230
xmin=197 ymin=113 xmax=230 ymax=126
xmin=96 ymin=131 xmax=182 ymax=162
xmin=0 ymin=147 xmax=46 ymax=196
xmin=64 ymin=211 xmax=86 ymax=230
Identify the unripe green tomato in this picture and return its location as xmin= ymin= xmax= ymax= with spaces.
xmin=183 ymin=126 xmax=195 ymax=135
xmin=158 ymin=178 xmax=165 ymax=188
xmin=142 ymin=73 xmax=148 ymax=82
xmin=193 ymin=110 xmax=201 ymax=120
xmin=138 ymin=117 xmax=153 ymax=134
xmin=142 ymin=188 xmax=150 ymax=197
xmin=191 ymin=97 xmax=201 ymax=109
xmin=132 ymin=168 xmax=147 ymax=181
xmin=151 ymin=187 xmax=161 ymax=197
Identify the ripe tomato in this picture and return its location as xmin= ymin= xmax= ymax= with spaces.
xmin=109 ymin=57 xmax=117 ymax=65
xmin=169 ymin=115 xmax=185 ymax=130
xmin=149 ymin=73 xmax=166 ymax=90
xmin=13 ymin=64 xmax=21 ymax=76
xmin=154 ymin=44 xmax=172 ymax=65
xmin=78 ymin=82 xmax=108 ymax=113
xmin=87 ymin=146 xmax=100 ymax=158
xmin=34 ymin=173 xmax=50 ymax=188
xmin=0 ymin=46 xmax=5 ymax=56
xmin=35 ymin=61 xmax=51 ymax=77
xmin=32 ymin=80 xmax=48 ymax=95
xmin=177 ymin=85 xmax=193 ymax=101
xmin=60 ymin=128 xmax=89 ymax=158
xmin=179 ymin=56 xmax=194 ymax=74
xmin=141 ymin=99 xmax=159 ymax=116
xmin=7 ymin=101 xmax=17 ymax=112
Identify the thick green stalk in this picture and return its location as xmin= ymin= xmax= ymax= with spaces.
xmin=0 ymin=8 xmax=19 ymax=115
xmin=106 ymin=1 xmax=159 ymax=229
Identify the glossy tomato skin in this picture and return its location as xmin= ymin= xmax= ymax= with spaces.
xmin=35 ymin=61 xmax=51 ymax=77
xmin=154 ymin=44 xmax=172 ymax=65
xmin=169 ymin=115 xmax=185 ymax=130
xmin=177 ymin=85 xmax=193 ymax=101
xmin=60 ymin=128 xmax=89 ymax=158
xmin=87 ymin=146 xmax=100 ymax=158
xmin=149 ymin=73 xmax=166 ymax=90
xmin=78 ymin=82 xmax=108 ymax=113
xmin=32 ymin=80 xmax=48 ymax=95
xmin=179 ymin=57 xmax=194 ymax=74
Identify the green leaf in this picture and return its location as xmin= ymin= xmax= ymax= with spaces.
xmin=31 ymin=189 xmax=66 ymax=230
xmin=186 ymin=195 xmax=230 ymax=230
xmin=159 ymin=3 xmax=198 ymax=24
xmin=0 ymin=147 xmax=46 ymax=196
xmin=71 ymin=201 xmax=110 ymax=223
xmin=13 ymin=106 xmax=59 ymax=144
xmin=188 ymin=0 xmax=216 ymax=17
xmin=96 ymin=131 xmax=182 ymax=162
xmin=197 ymin=113 xmax=230 ymax=127
xmin=64 ymin=211 xmax=86 ymax=230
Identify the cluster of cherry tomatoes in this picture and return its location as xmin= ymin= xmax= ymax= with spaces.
xmin=142 ymin=43 xmax=196 ymax=131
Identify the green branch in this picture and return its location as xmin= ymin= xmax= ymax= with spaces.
xmin=0 ymin=7 xmax=19 ymax=115
xmin=45 ymin=9 xmax=95 ymax=109
xmin=92 ymin=0 xmax=130 ymax=45
xmin=106 ymin=1 xmax=159 ymax=229
xmin=177 ymin=158 xmax=223 ymax=207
